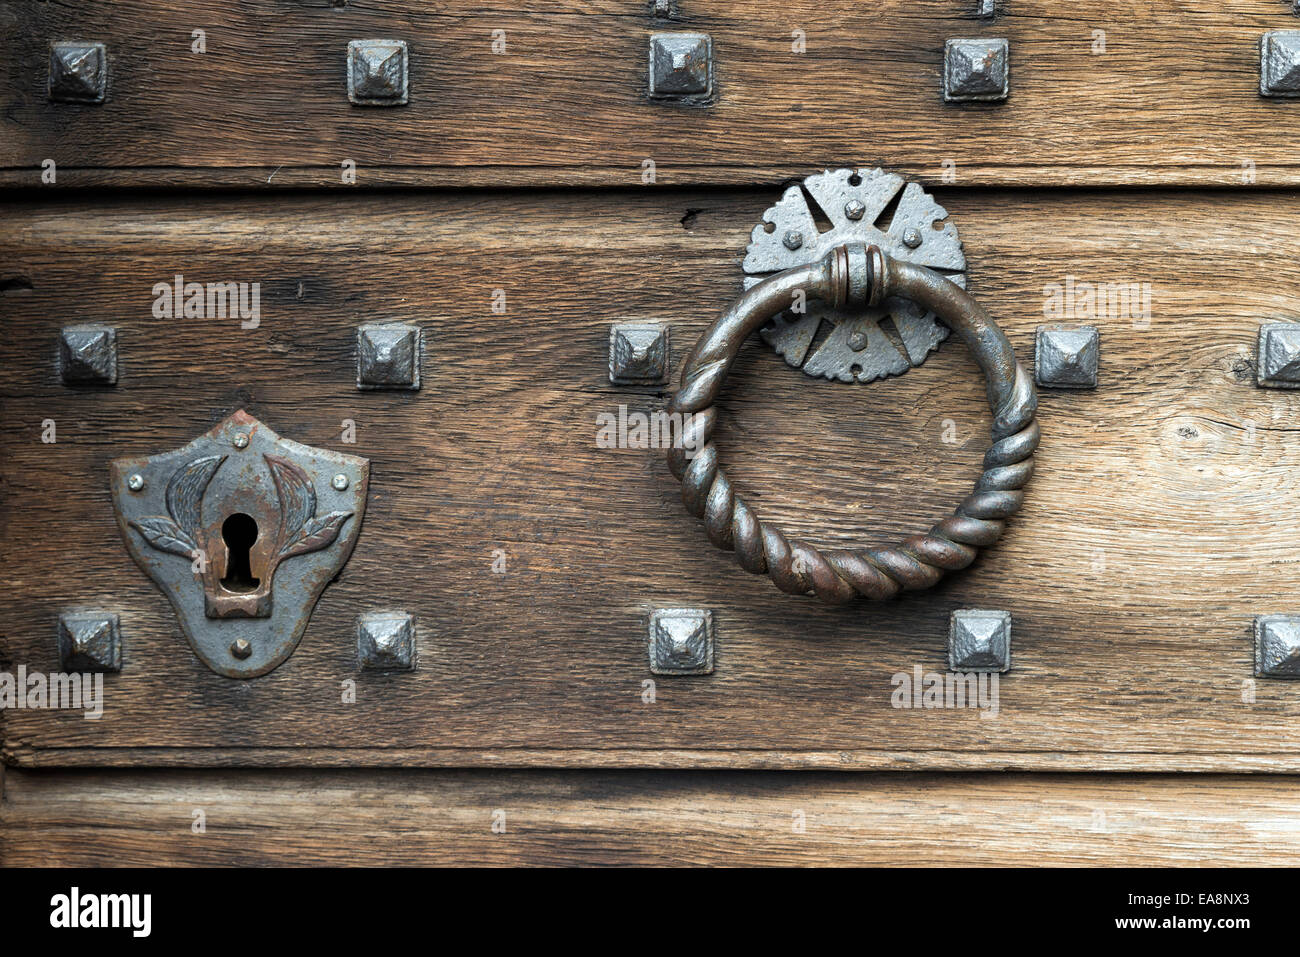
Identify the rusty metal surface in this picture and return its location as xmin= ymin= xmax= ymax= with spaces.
xmin=667 ymin=242 xmax=1038 ymax=604
xmin=109 ymin=410 xmax=369 ymax=678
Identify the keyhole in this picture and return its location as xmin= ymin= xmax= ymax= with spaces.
xmin=219 ymin=513 xmax=260 ymax=592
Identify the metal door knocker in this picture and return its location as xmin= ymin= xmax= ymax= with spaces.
xmin=666 ymin=168 xmax=1038 ymax=604
xmin=110 ymin=411 xmax=369 ymax=677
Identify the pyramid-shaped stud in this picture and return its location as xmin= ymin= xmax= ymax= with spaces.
xmin=1035 ymin=324 xmax=1099 ymax=389
xmin=1255 ymin=616 xmax=1300 ymax=678
xmin=348 ymin=39 xmax=409 ymax=106
xmin=944 ymin=37 xmax=1009 ymax=102
xmin=58 ymin=611 xmax=122 ymax=673
xmin=948 ymin=609 xmax=1011 ymax=673
xmin=648 ymin=32 xmax=712 ymax=101
xmin=48 ymin=41 xmax=107 ymax=103
xmin=356 ymin=323 xmax=421 ymax=389
xmin=1257 ymin=323 xmax=1300 ymax=388
xmin=357 ymin=611 xmax=417 ymax=671
xmin=649 ymin=608 xmax=714 ymax=675
xmin=609 ymin=322 xmax=669 ymax=384
xmin=59 ymin=324 xmax=118 ymax=384
xmin=1261 ymin=31 xmax=1300 ymax=97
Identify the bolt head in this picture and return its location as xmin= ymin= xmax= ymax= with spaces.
xmin=903 ymin=227 xmax=923 ymax=249
xmin=127 ymin=473 xmax=146 ymax=492
xmin=948 ymin=609 xmax=1011 ymax=673
xmin=783 ymin=230 xmax=804 ymax=251
xmin=1256 ymin=616 xmax=1300 ymax=677
xmin=609 ymin=322 xmax=670 ymax=385
xmin=649 ymin=32 xmax=712 ymax=100
xmin=59 ymin=325 xmax=117 ymax=385
xmin=357 ymin=323 xmax=422 ymax=390
xmin=649 ymin=608 xmax=714 ymax=675
xmin=348 ymin=39 xmax=409 ymax=106
xmin=49 ymin=41 xmax=107 ymax=103
xmin=1035 ymin=324 xmax=1099 ymax=389
xmin=1257 ymin=323 xmax=1300 ymax=388
xmin=230 ymin=638 xmax=253 ymax=660
xmin=1261 ymin=31 xmax=1300 ymax=97
xmin=57 ymin=611 xmax=122 ymax=673
xmin=358 ymin=611 xmax=417 ymax=671
xmin=844 ymin=200 xmax=866 ymax=221
xmin=332 ymin=473 xmax=350 ymax=491
xmin=944 ymin=37 xmax=1009 ymax=102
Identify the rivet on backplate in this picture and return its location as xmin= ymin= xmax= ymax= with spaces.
xmin=844 ymin=200 xmax=866 ymax=221
xmin=332 ymin=473 xmax=350 ymax=491
xmin=783 ymin=230 xmax=804 ymax=251
xmin=903 ymin=227 xmax=923 ymax=248
xmin=231 ymin=638 xmax=253 ymax=660
xmin=232 ymin=432 xmax=249 ymax=449
xmin=847 ymin=331 xmax=869 ymax=352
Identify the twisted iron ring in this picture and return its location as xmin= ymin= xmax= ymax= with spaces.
xmin=666 ymin=243 xmax=1039 ymax=604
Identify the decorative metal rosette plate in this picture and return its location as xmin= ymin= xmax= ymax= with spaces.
xmin=745 ymin=167 xmax=966 ymax=383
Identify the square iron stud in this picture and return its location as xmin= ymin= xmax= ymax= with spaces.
xmin=48 ymin=41 xmax=107 ymax=103
xmin=357 ymin=611 xmax=417 ymax=671
xmin=943 ymin=37 xmax=1009 ymax=102
xmin=948 ymin=609 xmax=1011 ymax=673
xmin=609 ymin=322 xmax=670 ymax=385
xmin=1035 ymin=324 xmax=1099 ymax=389
xmin=58 ymin=611 xmax=122 ymax=673
xmin=1260 ymin=31 xmax=1300 ymax=97
xmin=649 ymin=608 xmax=714 ymax=675
xmin=356 ymin=323 xmax=421 ymax=390
xmin=648 ymin=32 xmax=712 ymax=101
xmin=348 ymin=39 xmax=409 ymax=106
xmin=59 ymin=324 xmax=117 ymax=384
xmin=1255 ymin=615 xmax=1300 ymax=678
xmin=1256 ymin=323 xmax=1300 ymax=387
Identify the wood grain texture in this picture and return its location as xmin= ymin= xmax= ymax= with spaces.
xmin=4 ymin=0 xmax=1300 ymax=187
xmin=3 ymin=767 xmax=1298 ymax=865
xmin=3 ymin=187 xmax=1300 ymax=769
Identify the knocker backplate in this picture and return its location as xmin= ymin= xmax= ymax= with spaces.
xmin=109 ymin=410 xmax=369 ymax=678
xmin=746 ymin=167 xmax=966 ymax=383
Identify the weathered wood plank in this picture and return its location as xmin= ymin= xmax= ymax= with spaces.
xmin=3 ymin=768 xmax=1298 ymax=865
xmin=4 ymin=1 xmax=1300 ymax=187
xmin=2 ymin=188 xmax=1300 ymax=769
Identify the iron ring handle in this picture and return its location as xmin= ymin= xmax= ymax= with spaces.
xmin=666 ymin=242 xmax=1039 ymax=604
